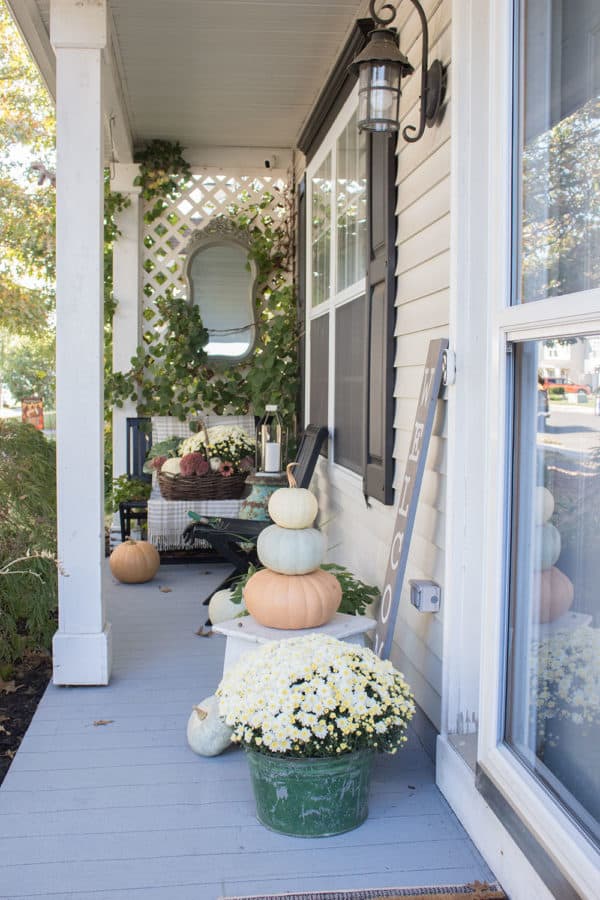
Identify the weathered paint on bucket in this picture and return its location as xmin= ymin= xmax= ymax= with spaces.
xmin=245 ymin=748 xmax=374 ymax=837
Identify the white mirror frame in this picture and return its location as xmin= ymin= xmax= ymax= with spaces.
xmin=183 ymin=219 xmax=259 ymax=366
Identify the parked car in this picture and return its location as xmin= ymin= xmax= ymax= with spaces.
xmin=542 ymin=376 xmax=591 ymax=396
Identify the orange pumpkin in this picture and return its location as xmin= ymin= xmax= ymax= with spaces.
xmin=536 ymin=566 xmax=574 ymax=623
xmin=109 ymin=539 xmax=160 ymax=584
xmin=243 ymin=567 xmax=341 ymax=629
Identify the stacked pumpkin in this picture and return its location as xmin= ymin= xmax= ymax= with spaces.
xmin=244 ymin=464 xmax=342 ymax=629
xmin=534 ymin=485 xmax=574 ymax=623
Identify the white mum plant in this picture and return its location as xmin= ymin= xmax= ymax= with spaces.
xmin=178 ymin=426 xmax=254 ymax=458
xmin=533 ymin=626 xmax=600 ymax=733
xmin=217 ymin=634 xmax=415 ymax=758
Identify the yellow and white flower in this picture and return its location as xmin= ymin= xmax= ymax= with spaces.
xmin=217 ymin=633 xmax=415 ymax=758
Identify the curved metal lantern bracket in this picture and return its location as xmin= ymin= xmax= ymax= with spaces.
xmin=368 ymin=0 xmax=447 ymax=142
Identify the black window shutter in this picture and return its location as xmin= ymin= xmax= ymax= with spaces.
xmin=297 ymin=175 xmax=307 ymax=426
xmin=363 ymin=133 xmax=396 ymax=504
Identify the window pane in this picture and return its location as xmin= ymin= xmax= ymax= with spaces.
xmin=515 ymin=2 xmax=600 ymax=302
xmin=506 ymin=335 xmax=600 ymax=842
xmin=336 ymin=111 xmax=367 ymax=292
xmin=311 ymin=153 xmax=332 ymax=306
xmin=334 ymin=297 xmax=365 ymax=473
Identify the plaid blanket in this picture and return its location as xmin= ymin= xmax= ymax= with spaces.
xmin=148 ymin=490 xmax=243 ymax=550
xmin=151 ymin=413 xmax=255 ymax=443
xmin=148 ymin=415 xmax=253 ymax=549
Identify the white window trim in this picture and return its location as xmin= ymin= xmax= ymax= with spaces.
xmin=304 ymin=85 xmax=368 ymax=483
xmin=443 ymin=1 xmax=600 ymax=896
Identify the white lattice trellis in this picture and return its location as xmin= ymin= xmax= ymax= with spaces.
xmin=142 ymin=171 xmax=287 ymax=305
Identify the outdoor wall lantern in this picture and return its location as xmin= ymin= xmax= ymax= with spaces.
xmin=351 ymin=0 xmax=447 ymax=141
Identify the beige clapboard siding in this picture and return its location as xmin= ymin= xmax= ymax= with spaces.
xmin=310 ymin=0 xmax=451 ymax=732
xmin=398 ymin=142 xmax=452 ymax=213
xmin=396 ymin=177 xmax=451 ymax=241
xmin=388 ymin=0 xmax=451 ymax=731
xmin=397 ymin=251 xmax=451 ymax=307
xmin=396 ymin=289 xmax=450 ymax=331
xmin=396 ymin=215 xmax=450 ymax=276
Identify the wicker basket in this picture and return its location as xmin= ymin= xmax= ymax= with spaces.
xmin=157 ymin=471 xmax=247 ymax=501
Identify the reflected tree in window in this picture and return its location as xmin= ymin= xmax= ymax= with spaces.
xmin=521 ymin=97 xmax=600 ymax=301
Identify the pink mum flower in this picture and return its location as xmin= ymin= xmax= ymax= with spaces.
xmin=180 ymin=452 xmax=210 ymax=476
xmin=219 ymin=461 xmax=235 ymax=477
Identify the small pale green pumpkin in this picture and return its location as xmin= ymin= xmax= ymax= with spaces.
xmin=186 ymin=696 xmax=233 ymax=757
xmin=208 ymin=588 xmax=245 ymax=624
xmin=268 ymin=462 xmax=319 ymax=529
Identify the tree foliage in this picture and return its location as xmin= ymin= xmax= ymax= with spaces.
xmin=0 ymin=330 xmax=55 ymax=405
xmin=522 ymin=97 xmax=600 ymax=301
xmin=0 ymin=1 xmax=55 ymax=333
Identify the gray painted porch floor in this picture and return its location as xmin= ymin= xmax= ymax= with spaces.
xmin=0 ymin=563 xmax=494 ymax=900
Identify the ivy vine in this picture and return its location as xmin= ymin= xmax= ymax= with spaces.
xmin=106 ymin=142 xmax=298 ymax=429
xmin=133 ymin=139 xmax=192 ymax=223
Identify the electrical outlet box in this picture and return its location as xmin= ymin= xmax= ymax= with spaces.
xmin=410 ymin=580 xmax=441 ymax=613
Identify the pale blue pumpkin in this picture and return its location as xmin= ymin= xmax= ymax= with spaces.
xmin=257 ymin=524 xmax=325 ymax=575
xmin=535 ymin=486 xmax=555 ymax=524
xmin=536 ymin=523 xmax=561 ymax=570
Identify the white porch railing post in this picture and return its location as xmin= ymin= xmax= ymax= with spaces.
xmin=110 ymin=167 xmax=143 ymax=485
xmin=51 ymin=0 xmax=111 ymax=685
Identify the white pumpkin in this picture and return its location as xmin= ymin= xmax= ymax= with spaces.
xmin=535 ymin=486 xmax=555 ymax=524
xmin=257 ymin=524 xmax=325 ymax=575
xmin=208 ymin=588 xmax=246 ymax=624
xmin=268 ymin=462 xmax=319 ymax=529
xmin=161 ymin=457 xmax=182 ymax=476
xmin=186 ymin=696 xmax=232 ymax=756
xmin=535 ymin=523 xmax=561 ymax=570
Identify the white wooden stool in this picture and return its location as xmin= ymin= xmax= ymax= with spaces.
xmin=212 ymin=613 xmax=375 ymax=675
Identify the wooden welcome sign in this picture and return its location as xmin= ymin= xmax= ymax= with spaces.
xmin=373 ymin=338 xmax=449 ymax=659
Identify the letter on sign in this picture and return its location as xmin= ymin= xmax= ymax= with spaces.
xmin=373 ymin=338 xmax=449 ymax=659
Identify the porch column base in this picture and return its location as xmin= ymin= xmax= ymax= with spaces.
xmin=52 ymin=624 xmax=112 ymax=686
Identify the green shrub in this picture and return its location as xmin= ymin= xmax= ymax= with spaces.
xmin=108 ymin=474 xmax=151 ymax=514
xmin=548 ymin=387 xmax=565 ymax=398
xmin=0 ymin=421 xmax=57 ymax=670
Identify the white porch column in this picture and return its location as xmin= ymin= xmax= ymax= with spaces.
xmin=51 ymin=0 xmax=111 ymax=685
xmin=110 ymin=165 xmax=143 ymax=483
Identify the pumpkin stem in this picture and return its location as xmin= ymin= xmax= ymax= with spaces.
xmin=124 ymin=537 xmax=137 ymax=545
xmin=193 ymin=705 xmax=208 ymax=720
xmin=286 ymin=462 xmax=298 ymax=489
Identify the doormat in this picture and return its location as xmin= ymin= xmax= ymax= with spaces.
xmin=221 ymin=883 xmax=506 ymax=900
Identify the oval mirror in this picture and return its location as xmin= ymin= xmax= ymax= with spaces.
xmin=184 ymin=227 xmax=258 ymax=364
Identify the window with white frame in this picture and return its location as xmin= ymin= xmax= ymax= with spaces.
xmin=503 ymin=0 xmax=600 ymax=846
xmin=306 ymin=100 xmax=368 ymax=476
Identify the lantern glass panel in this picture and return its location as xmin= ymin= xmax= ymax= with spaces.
xmin=358 ymin=62 xmax=401 ymax=132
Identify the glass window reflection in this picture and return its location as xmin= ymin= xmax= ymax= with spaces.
xmin=515 ymin=1 xmax=600 ymax=302
xmin=506 ymin=334 xmax=600 ymax=842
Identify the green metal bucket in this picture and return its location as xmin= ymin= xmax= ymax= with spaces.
xmin=245 ymin=748 xmax=374 ymax=837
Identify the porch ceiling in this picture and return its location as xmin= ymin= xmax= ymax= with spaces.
xmin=32 ymin=0 xmax=366 ymax=153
